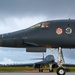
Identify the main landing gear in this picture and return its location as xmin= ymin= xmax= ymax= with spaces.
xmin=38 ymin=66 xmax=43 ymax=72
xmin=39 ymin=68 xmax=43 ymax=72
xmin=49 ymin=63 xmax=53 ymax=72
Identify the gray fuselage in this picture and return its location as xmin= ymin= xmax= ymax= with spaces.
xmin=0 ymin=19 xmax=75 ymax=48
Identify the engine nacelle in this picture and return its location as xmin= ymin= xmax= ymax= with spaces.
xmin=26 ymin=47 xmax=46 ymax=52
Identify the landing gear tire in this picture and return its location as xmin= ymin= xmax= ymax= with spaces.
xmin=57 ymin=67 xmax=66 ymax=75
xmin=49 ymin=69 xmax=53 ymax=72
xmin=39 ymin=69 xmax=43 ymax=72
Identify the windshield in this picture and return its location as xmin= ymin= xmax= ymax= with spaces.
xmin=30 ymin=23 xmax=41 ymax=29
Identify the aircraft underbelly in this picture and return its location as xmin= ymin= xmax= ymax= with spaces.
xmin=48 ymin=35 xmax=75 ymax=48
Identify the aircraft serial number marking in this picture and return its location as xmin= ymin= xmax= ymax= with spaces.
xmin=66 ymin=27 xmax=72 ymax=34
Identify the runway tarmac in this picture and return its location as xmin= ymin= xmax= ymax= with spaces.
xmin=0 ymin=72 xmax=74 ymax=75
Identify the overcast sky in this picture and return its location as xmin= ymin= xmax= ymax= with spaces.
xmin=0 ymin=0 xmax=75 ymax=64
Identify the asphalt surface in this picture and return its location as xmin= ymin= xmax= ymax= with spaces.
xmin=0 ymin=72 xmax=74 ymax=75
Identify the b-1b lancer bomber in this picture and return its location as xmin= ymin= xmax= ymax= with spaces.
xmin=0 ymin=19 xmax=75 ymax=75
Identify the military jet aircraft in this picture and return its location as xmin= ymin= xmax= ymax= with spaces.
xmin=0 ymin=19 xmax=75 ymax=75
xmin=33 ymin=54 xmax=56 ymax=72
xmin=30 ymin=54 xmax=70 ymax=72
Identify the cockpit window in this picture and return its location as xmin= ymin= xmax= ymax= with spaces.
xmin=30 ymin=24 xmax=40 ymax=29
xmin=41 ymin=22 xmax=49 ymax=28
xmin=30 ymin=22 xmax=50 ymax=29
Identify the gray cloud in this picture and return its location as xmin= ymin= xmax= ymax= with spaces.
xmin=0 ymin=0 xmax=75 ymax=18
xmin=0 ymin=47 xmax=43 ymax=63
xmin=63 ymin=49 xmax=75 ymax=59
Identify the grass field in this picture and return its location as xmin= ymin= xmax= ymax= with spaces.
xmin=0 ymin=66 xmax=74 ymax=72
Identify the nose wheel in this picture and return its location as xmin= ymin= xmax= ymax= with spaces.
xmin=57 ymin=67 xmax=65 ymax=75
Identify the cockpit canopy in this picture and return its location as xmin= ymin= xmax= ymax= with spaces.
xmin=30 ymin=22 xmax=50 ymax=29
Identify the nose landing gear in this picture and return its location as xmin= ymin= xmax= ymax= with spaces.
xmin=56 ymin=47 xmax=66 ymax=75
